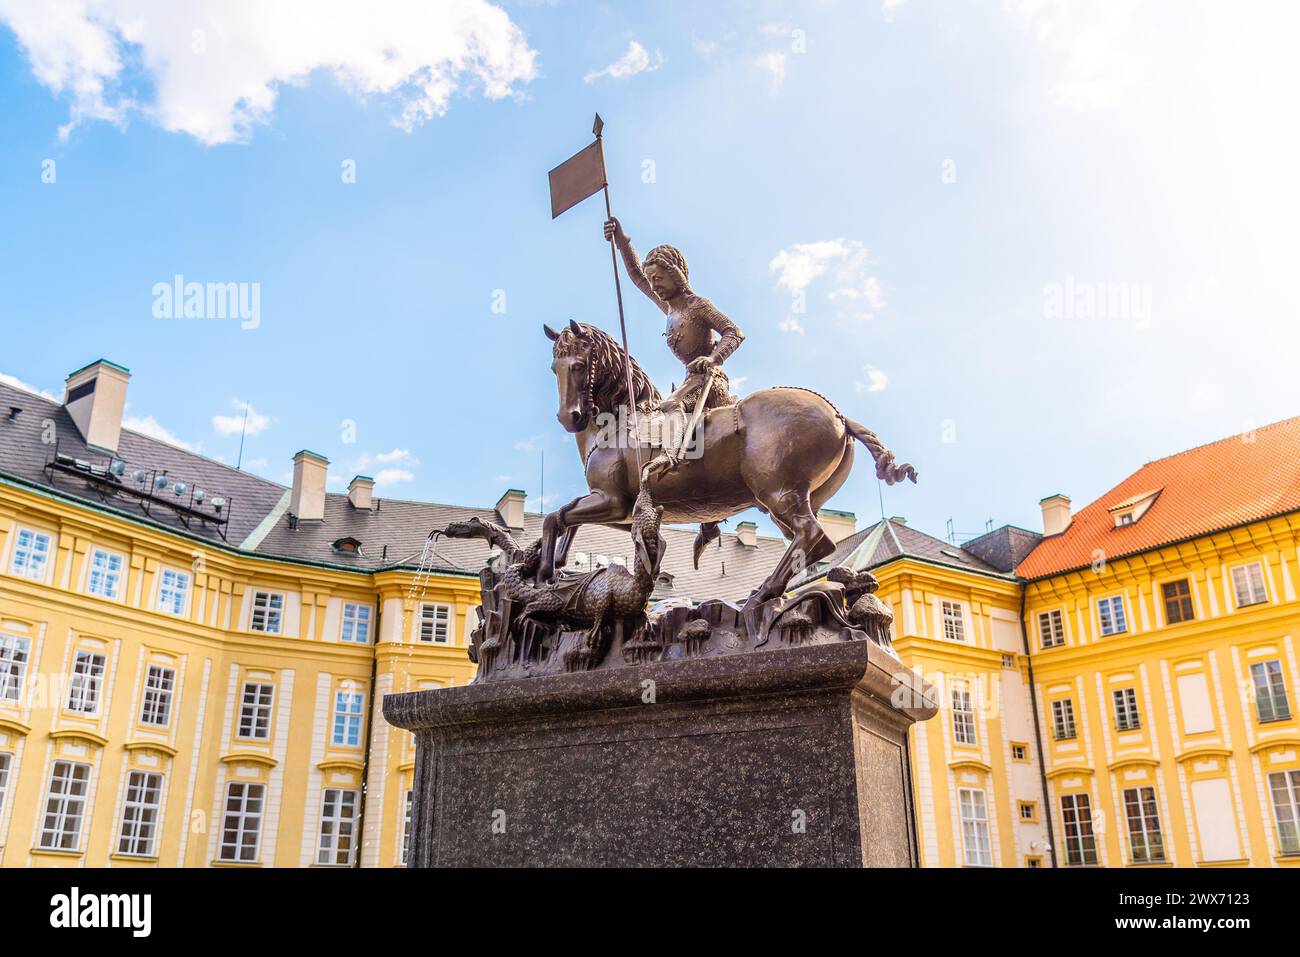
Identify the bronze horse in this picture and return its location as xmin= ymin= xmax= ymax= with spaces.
xmin=540 ymin=320 xmax=916 ymax=614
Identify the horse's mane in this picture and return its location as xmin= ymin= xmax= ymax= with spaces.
xmin=553 ymin=322 xmax=661 ymax=415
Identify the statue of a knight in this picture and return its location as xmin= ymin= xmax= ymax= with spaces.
xmin=603 ymin=217 xmax=745 ymax=417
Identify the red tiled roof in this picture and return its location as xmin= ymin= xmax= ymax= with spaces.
xmin=1017 ymin=417 xmax=1300 ymax=579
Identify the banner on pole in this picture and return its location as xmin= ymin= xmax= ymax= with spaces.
xmin=548 ymin=138 xmax=607 ymax=219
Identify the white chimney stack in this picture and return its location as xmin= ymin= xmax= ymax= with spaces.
xmin=348 ymin=475 xmax=374 ymax=511
xmin=736 ymin=521 xmax=758 ymax=548
xmin=817 ymin=508 xmax=857 ymax=543
xmin=1040 ymin=494 xmax=1072 ymax=537
xmin=64 ymin=359 xmax=130 ymax=453
xmin=496 ymin=489 xmax=526 ymax=530
xmin=290 ymin=450 xmax=329 ymax=522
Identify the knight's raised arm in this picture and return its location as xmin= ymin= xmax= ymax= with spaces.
xmin=604 ymin=218 xmax=668 ymax=314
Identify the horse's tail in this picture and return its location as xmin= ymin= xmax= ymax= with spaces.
xmin=844 ymin=417 xmax=918 ymax=486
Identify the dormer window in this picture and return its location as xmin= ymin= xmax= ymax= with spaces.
xmin=332 ymin=537 xmax=363 ymax=555
xmin=1108 ymin=489 xmax=1161 ymax=528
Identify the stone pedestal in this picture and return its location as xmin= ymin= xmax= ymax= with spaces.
xmin=383 ymin=639 xmax=937 ymax=867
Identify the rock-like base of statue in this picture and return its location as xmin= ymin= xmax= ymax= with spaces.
xmin=383 ymin=638 xmax=937 ymax=867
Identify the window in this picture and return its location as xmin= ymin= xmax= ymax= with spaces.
xmin=951 ymin=685 xmax=977 ymax=745
xmin=1052 ymin=699 xmax=1077 ymax=740
xmin=237 ymin=682 xmax=274 ymax=740
xmin=1060 ymin=793 xmax=1099 ymax=866
xmin=1123 ymin=786 xmax=1165 ymax=863
xmin=0 ymin=633 xmax=31 ymax=703
xmin=1251 ymin=660 xmax=1292 ymax=723
xmin=140 ymin=665 xmax=175 ymax=727
xmin=250 ymin=591 xmax=283 ymax=634
xmin=332 ymin=691 xmax=365 ymax=747
xmin=419 ymin=603 xmax=451 ymax=644
xmin=1097 ymin=595 xmax=1127 ymax=636
xmin=1025 ymin=856 xmax=1043 ymax=868
xmin=1010 ymin=742 xmax=1028 ymax=762
xmin=1038 ymin=610 xmax=1065 ymax=648
xmin=9 ymin=528 xmax=51 ymax=580
xmin=1161 ymin=579 xmax=1194 ymax=624
xmin=219 ymin=781 xmax=264 ymax=862
xmin=1117 ymin=512 xmax=1134 ymax=526
xmin=67 ymin=650 xmax=106 ymax=714
xmin=157 ymin=568 xmax=190 ymax=616
xmin=1113 ymin=687 xmax=1141 ymax=731
xmin=38 ymin=761 xmax=90 ymax=851
xmin=117 ymin=771 xmax=163 ymax=857
xmin=1269 ymin=770 xmax=1300 ymax=855
xmin=86 ymin=548 xmax=123 ymax=598
xmin=1001 ymin=654 xmax=1016 ymax=668
xmin=317 ymin=788 xmax=359 ymax=865
xmin=341 ymin=602 xmax=372 ymax=643
xmin=1231 ymin=562 xmax=1268 ymax=608
xmin=1018 ymin=800 xmax=1038 ymax=822
xmin=958 ymin=788 xmax=992 ymax=866
xmin=0 ymin=752 xmax=11 ymax=819
xmin=941 ymin=600 xmax=965 ymax=642
xmin=402 ymin=789 xmax=413 ymax=866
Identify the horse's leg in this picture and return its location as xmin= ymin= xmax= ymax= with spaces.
xmin=555 ymin=526 xmax=579 ymax=569
xmin=745 ymin=489 xmax=836 ymax=610
xmin=539 ymin=489 xmax=633 ymax=582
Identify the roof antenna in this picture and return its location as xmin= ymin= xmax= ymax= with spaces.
xmin=876 ymin=477 xmax=885 ymax=521
xmin=946 ymin=517 xmax=955 ymax=545
xmin=236 ymin=401 xmax=251 ymax=470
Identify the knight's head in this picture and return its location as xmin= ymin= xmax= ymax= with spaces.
xmin=643 ymin=245 xmax=689 ymax=300
xmin=545 ymin=319 xmax=592 ymax=432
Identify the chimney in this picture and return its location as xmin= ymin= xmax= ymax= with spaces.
xmin=889 ymin=516 xmax=907 ymax=526
xmin=290 ymin=450 xmax=329 ymax=522
xmin=817 ymin=508 xmax=857 ymax=543
xmin=496 ymin=488 xmax=526 ymax=531
xmin=736 ymin=521 xmax=758 ymax=548
xmin=347 ymin=475 xmax=374 ymax=511
xmin=1040 ymin=494 xmax=1072 ymax=536
xmin=64 ymin=359 xmax=130 ymax=453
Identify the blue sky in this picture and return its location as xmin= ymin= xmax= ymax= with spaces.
xmin=1 ymin=0 xmax=1296 ymax=543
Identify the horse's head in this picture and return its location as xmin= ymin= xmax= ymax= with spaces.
xmin=545 ymin=319 xmax=593 ymax=433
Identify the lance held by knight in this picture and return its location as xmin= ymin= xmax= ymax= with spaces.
xmin=602 ymin=217 xmax=745 ymax=416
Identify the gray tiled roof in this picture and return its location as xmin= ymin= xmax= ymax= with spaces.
xmin=796 ymin=516 xmax=1016 ymax=583
xmin=0 ymin=378 xmax=789 ymax=602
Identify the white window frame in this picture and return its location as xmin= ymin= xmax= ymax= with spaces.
xmin=0 ymin=632 xmax=31 ymax=703
xmin=402 ymin=788 xmax=413 ymax=866
xmin=66 ymin=649 xmax=106 ymax=715
xmin=117 ymin=770 xmax=164 ymax=858
xmin=156 ymin=568 xmax=190 ymax=616
xmin=1113 ymin=687 xmax=1141 ymax=731
xmin=1060 ymin=792 xmax=1098 ymax=866
xmin=86 ymin=548 xmax=124 ymax=599
xmin=1123 ymin=785 xmax=1165 ymax=864
xmin=957 ymin=788 xmax=992 ymax=866
xmin=1268 ymin=769 xmax=1300 ymax=856
xmin=340 ymin=602 xmax=372 ymax=644
xmin=9 ymin=527 xmax=52 ymax=581
xmin=418 ymin=603 xmax=452 ymax=644
xmin=951 ymin=685 xmax=977 ymax=745
xmin=332 ymin=690 xmax=365 ymax=747
xmin=1038 ymin=609 xmax=1065 ymax=648
xmin=38 ymin=760 xmax=91 ymax=851
xmin=1251 ymin=660 xmax=1292 ymax=723
xmin=940 ymin=600 xmax=966 ymax=642
xmin=237 ymin=682 xmax=275 ymax=740
xmin=249 ymin=591 xmax=284 ymax=634
xmin=219 ymin=781 xmax=264 ymax=863
xmin=139 ymin=664 xmax=175 ymax=727
xmin=1231 ymin=561 xmax=1268 ymax=608
xmin=1052 ymin=698 xmax=1076 ymax=740
xmin=0 ymin=752 xmax=11 ymax=820
xmin=317 ymin=788 xmax=359 ymax=866
xmin=1096 ymin=594 xmax=1127 ymax=636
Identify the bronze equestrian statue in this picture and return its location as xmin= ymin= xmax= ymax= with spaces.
xmin=540 ymin=318 xmax=917 ymax=619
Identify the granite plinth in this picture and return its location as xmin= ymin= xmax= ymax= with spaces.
xmin=384 ymin=638 xmax=937 ymax=867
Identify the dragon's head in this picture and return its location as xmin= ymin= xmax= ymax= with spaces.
xmin=631 ymin=487 xmax=665 ymax=578
xmin=442 ymin=517 xmax=490 ymax=539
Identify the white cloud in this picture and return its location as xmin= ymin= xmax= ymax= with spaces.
xmin=513 ymin=436 xmax=541 ymax=452
xmin=373 ymin=468 xmax=415 ymax=488
xmin=691 ymin=35 xmax=718 ymax=57
xmin=882 ymin=0 xmax=908 ymax=22
xmin=352 ymin=448 xmax=420 ymax=471
xmin=770 ymin=239 xmax=887 ymax=321
xmin=0 ymin=372 xmax=59 ymax=402
xmin=211 ymin=399 xmax=272 ymax=437
xmin=778 ymin=317 xmax=805 ymax=335
xmin=0 ymin=0 xmax=539 ymax=144
xmin=754 ymin=51 xmax=786 ymax=91
xmin=855 ymin=367 xmax=889 ymax=393
xmin=1003 ymin=0 xmax=1141 ymax=110
xmin=123 ymin=414 xmax=201 ymax=451
xmin=584 ymin=40 xmax=663 ymax=83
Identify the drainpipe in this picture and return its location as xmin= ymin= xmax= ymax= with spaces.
xmin=1019 ymin=583 xmax=1058 ymax=868
xmin=354 ymin=594 xmax=381 ymax=869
